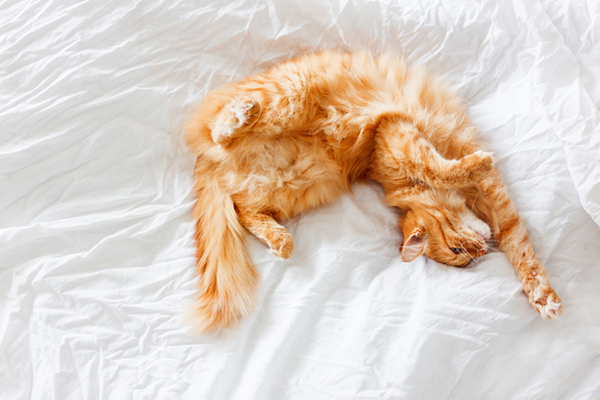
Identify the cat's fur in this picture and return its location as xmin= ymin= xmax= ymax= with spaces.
xmin=185 ymin=51 xmax=562 ymax=332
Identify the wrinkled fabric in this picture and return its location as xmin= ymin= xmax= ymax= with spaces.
xmin=1 ymin=1 xmax=599 ymax=399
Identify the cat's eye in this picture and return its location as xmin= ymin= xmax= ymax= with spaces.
xmin=450 ymin=247 xmax=464 ymax=254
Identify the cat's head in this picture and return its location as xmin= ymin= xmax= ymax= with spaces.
xmin=399 ymin=189 xmax=493 ymax=267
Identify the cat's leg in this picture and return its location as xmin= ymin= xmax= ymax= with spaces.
xmin=381 ymin=180 xmax=430 ymax=210
xmin=475 ymin=171 xmax=563 ymax=319
xmin=211 ymin=79 xmax=324 ymax=147
xmin=373 ymin=120 xmax=494 ymax=189
xmin=237 ymin=208 xmax=294 ymax=259
xmin=211 ymin=97 xmax=261 ymax=146
xmin=210 ymin=81 xmax=316 ymax=147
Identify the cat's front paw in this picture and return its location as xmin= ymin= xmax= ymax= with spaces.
xmin=529 ymin=285 xmax=563 ymax=320
xmin=464 ymin=150 xmax=494 ymax=181
xmin=211 ymin=97 xmax=261 ymax=146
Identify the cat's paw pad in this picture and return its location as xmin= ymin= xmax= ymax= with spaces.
xmin=269 ymin=232 xmax=294 ymax=259
xmin=530 ymin=285 xmax=563 ymax=320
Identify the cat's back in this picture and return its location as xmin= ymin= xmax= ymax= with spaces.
xmin=252 ymin=50 xmax=410 ymax=102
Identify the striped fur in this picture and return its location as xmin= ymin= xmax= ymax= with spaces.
xmin=185 ymin=51 xmax=562 ymax=332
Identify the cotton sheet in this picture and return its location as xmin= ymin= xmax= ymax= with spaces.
xmin=1 ymin=1 xmax=599 ymax=399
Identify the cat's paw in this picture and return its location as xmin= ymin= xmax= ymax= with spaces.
xmin=228 ymin=97 xmax=260 ymax=126
xmin=464 ymin=150 xmax=495 ymax=181
xmin=211 ymin=97 xmax=260 ymax=146
xmin=269 ymin=231 xmax=294 ymax=259
xmin=529 ymin=285 xmax=563 ymax=320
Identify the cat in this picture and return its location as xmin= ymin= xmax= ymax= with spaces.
xmin=185 ymin=50 xmax=562 ymax=332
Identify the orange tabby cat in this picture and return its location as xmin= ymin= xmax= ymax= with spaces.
xmin=185 ymin=51 xmax=562 ymax=332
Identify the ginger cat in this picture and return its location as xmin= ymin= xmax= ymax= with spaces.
xmin=185 ymin=51 xmax=562 ymax=332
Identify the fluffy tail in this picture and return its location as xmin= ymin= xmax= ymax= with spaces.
xmin=189 ymin=172 xmax=259 ymax=333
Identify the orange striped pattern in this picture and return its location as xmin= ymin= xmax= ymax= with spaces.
xmin=185 ymin=50 xmax=561 ymax=332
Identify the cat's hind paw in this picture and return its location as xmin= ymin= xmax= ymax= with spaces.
xmin=227 ymin=97 xmax=260 ymax=127
xmin=211 ymin=97 xmax=260 ymax=146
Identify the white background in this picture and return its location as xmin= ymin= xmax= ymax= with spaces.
xmin=1 ymin=1 xmax=599 ymax=399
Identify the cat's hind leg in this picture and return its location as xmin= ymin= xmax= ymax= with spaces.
xmin=211 ymin=97 xmax=261 ymax=147
xmin=237 ymin=208 xmax=294 ymax=259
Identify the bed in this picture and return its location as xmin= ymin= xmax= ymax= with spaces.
xmin=2 ymin=1 xmax=599 ymax=399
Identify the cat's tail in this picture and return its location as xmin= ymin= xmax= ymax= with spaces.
xmin=188 ymin=171 xmax=259 ymax=333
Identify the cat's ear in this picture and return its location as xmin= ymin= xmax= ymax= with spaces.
xmin=401 ymin=229 xmax=426 ymax=262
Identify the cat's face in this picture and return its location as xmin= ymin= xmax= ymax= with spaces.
xmin=399 ymin=191 xmax=491 ymax=267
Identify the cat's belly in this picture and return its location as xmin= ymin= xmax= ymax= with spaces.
xmin=227 ymin=145 xmax=347 ymax=219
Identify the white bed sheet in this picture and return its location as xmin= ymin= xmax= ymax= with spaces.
xmin=1 ymin=1 xmax=599 ymax=399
